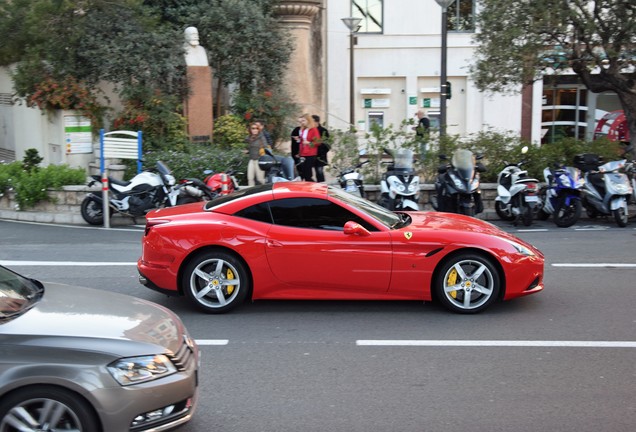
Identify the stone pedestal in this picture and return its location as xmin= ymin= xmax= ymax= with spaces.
xmin=185 ymin=66 xmax=214 ymax=142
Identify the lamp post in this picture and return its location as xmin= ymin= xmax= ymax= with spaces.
xmin=342 ymin=17 xmax=362 ymax=130
xmin=435 ymin=0 xmax=455 ymax=137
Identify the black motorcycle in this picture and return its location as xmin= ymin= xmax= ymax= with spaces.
xmin=432 ymin=149 xmax=486 ymax=216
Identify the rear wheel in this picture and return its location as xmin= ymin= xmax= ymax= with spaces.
xmin=80 ymin=197 xmax=108 ymax=225
xmin=182 ymin=250 xmax=250 ymax=313
xmin=434 ymin=252 xmax=501 ymax=314
xmin=521 ymin=203 xmax=533 ymax=226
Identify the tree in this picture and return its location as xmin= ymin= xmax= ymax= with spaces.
xmin=471 ymin=0 xmax=636 ymax=145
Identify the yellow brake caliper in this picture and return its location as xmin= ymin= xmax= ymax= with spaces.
xmin=226 ymin=268 xmax=236 ymax=295
xmin=447 ymin=268 xmax=458 ymax=299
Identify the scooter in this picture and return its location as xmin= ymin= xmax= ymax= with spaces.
xmin=574 ymin=153 xmax=632 ymax=227
xmin=337 ymin=160 xmax=368 ymax=198
xmin=175 ymin=177 xmax=217 ymax=204
xmin=537 ymin=163 xmax=584 ymax=227
xmin=258 ymin=148 xmax=302 ymax=183
xmin=494 ymin=146 xmax=540 ymax=226
xmin=81 ymin=161 xmax=181 ymax=225
xmin=432 ymin=149 xmax=486 ymax=216
xmin=378 ymin=148 xmax=420 ymax=211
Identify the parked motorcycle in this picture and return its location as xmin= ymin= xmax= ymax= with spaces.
xmin=378 ymin=148 xmax=420 ymax=211
xmin=258 ymin=148 xmax=301 ymax=183
xmin=176 ymin=177 xmax=217 ymax=204
xmin=494 ymin=146 xmax=540 ymax=226
xmin=432 ymin=149 xmax=486 ymax=216
xmin=537 ymin=163 xmax=584 ymax=227
xmin=337 ymin=160 xmax=369 ymax=198
xmin=204 ymin=168 xmax=241 ymax=196
xmin=623 ymin=145 xmax=636 ymax=204
xmin=574 ymin=153 xmax=632 ymax=227
xmin=80 ymin=161 xmax=181 ymax=225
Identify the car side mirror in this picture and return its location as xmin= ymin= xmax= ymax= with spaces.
xmin=344 ymin=221 xmax=370 ymax=237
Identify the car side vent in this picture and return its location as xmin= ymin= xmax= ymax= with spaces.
xmin=169 ymin=339 xmax=195 ymax=372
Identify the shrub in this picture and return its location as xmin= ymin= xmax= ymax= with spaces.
xmin=213 ymin=114 xmax=248 ymax=150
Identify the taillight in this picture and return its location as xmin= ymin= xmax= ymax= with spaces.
xmin=526 ymin=182 xmax=538 ymax=193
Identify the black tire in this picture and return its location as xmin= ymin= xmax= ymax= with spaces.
xmin=613 ymin=206 xmax=628 ymax=227
xmin=0 ymin=385 xmax=99 ymax=432
xmin=182 ymin=250 xmax=250 ymax=313
xmin=553 ymin=195 xmax=582 ymax=228
xmin=80 ymin=197 xmax=108 ymax=225
xmin=521 ymin=203 xmax=533 ymax=226
xmin=495 ymin=201 xmax=515 ymax=221
xmin=176 ymin=196 xmax=200 ymax=205
xmin=537 ymin=209 xmax=550 ymax=220
xmin=434 ymin=252 xmax=501 ymax=314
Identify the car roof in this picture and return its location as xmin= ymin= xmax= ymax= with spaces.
xmin=205 ymin=181 xmax=329 ymax=215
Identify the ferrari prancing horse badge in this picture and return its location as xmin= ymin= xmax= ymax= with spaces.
xmin=404 ymin=232 xmax=413 ymax=240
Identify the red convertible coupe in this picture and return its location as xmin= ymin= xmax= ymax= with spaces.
xmin=138 ymin=182 xmax=544 ymax=314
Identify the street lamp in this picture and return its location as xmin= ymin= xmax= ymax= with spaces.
xmin=435 ymin=0 xmax=455 ymax=137
xmin=342 ymin=17 xmax=362 ymax=129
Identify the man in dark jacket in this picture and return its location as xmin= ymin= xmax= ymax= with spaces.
xmin=312 ymin=115 xmax=330 ymax=182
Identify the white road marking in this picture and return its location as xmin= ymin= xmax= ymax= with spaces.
xmin=195 ymin=339 xmax=229 ymax=346
xmin=552 ymin=263 xmax=636 ymax=268
xmin=0 ymin=260 xmax=136 ymax=266
xmin=356 ymin=340 xmax=636 ymax=348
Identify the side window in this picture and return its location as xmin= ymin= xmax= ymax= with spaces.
xmin=269 ymin=198 xmax=376 ymax=231
xmin=447 ymin=0 xmax=475 ymax=32
xmin=234 ymin=202 xmax=272 ymax=224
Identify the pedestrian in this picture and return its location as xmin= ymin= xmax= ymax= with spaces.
xmin=312 ymin=115 xmax=330 ymax=182
xmin=413 ymin=109 xmax=430 ymax=158
xmin=245 ymin=122 xmax=269 ymax=186
xmin=254 ymin=119 xmax=274 ymax=148
xmin=297 ymin=113 xmax=321 ymax=182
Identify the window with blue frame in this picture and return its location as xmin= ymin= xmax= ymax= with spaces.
xmin=352 ymin=0 xmax=383 ymax=33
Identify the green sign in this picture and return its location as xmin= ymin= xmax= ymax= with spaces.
xmin=409 ymin=96 xmax=417 ymax=105
xmin=364 ymin=99 xmax=372 ymax=108
xmin=423 ymin=98 xmax=431 ymax=108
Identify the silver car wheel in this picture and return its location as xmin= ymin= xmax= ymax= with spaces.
xmin=0 ymin=387 xmax=97 ymax=432
xmin=436 ymin=253 xmax=501 ymax=314
xmin=183 ymin=251 xmax=249 ymax=313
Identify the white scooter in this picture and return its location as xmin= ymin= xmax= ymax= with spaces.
xmin=574 ymin=153 xmax=632 ymax=227
xmin=337 ymin=160 xmax=368 ymax=198
xmin=378 ymin=148 xmax=420 ymax=211
xmin=494 ymin=146 xmax=540 ymax=226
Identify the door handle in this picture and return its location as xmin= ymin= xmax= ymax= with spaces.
xmin=266 ymin=239 xmax=283 ymax=248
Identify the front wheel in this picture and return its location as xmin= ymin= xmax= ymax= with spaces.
xmin=613 ymin=206 xmax=628 ymax=227
xmin=80 ymin=196 xmax=109 ymax=225
xmin=434 ymin=253 xmax=501 ymax=314
xmin=495 ymin=201 xmax=515 ymax=221
xmin=553 ymin=195 xmax=581 ymax=228
xmin=182 ymin=250 xmax=250 ymax=313
xmin=0 ymin=386 xmax=98 ymax=432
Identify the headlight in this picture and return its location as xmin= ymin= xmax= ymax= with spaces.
xmin=502 ymin=238 xmax=535 ymax=256
xmin=388 ymin=177 xmax=406 ymax=192
xmin=108 ymin=354 xmax=177 ymax=386
xmin=406 ymin=178 xmax=420 ymax=193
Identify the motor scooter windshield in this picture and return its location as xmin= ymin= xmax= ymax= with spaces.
xmin=393 ymin=149 xmax=414 ymax=170
xmin=452 ymin=149 xmax=475 ymax=180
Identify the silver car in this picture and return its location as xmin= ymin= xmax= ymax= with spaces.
xmin=0 ymin=265 xmax=199 ymax=432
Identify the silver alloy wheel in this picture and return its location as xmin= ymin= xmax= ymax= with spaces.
xmin=188 ymin=258 xmax=242 ymax=309
xmin=1 ymin=397 xmax=82 ymax=431
xmin=441 ymin=258 xmax=495 ymax=311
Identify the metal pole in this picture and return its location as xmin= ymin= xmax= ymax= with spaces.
xmin=440 ymin=8 xmax=448 ymax=137
xmin=349 ymin=30 xmax=355 ymax=129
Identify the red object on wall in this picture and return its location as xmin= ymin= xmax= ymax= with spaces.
xmin=594 ymin=110 xmax=630 ymax=142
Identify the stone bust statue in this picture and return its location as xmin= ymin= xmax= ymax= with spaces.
xmin=184 ymin=26 xmax=209 ymax=67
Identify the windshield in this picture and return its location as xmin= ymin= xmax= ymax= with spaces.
xmin=328 ymin=186 xmax=404 ymax=228
xmin=0 ymin=266 xmax=44 ymax=322
xmin=452 ymin=149 xmax=474 ymax=171
xmin=393 ymin=149 xmax=414 ymax=170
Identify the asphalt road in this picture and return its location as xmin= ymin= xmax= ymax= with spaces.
xmin=1 ymin=218 xmax=636 ymax=432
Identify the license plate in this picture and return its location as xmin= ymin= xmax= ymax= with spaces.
xmin=525 ymin=195 xmax=539 ymax=202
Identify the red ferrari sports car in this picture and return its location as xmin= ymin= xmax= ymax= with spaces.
xmin=138 ymin=182 xmax=544 ymax=314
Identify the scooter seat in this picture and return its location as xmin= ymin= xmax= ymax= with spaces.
xmin=109 ymin=177 xmax=131 ymax=187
